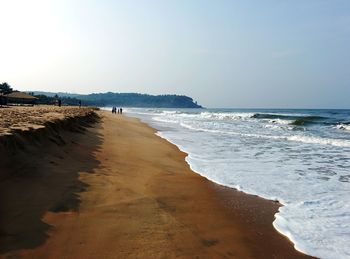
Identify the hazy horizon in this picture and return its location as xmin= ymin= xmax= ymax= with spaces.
xmin=1 ymin=0 xmax=349 ymax=108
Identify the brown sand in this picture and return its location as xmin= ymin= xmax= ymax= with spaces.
xmin=0 ymin=109 xmax=313 ymax=258
xmin=0 ymin=105 xmax=97 ymax=135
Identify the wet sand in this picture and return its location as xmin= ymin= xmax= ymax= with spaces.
xmin=0 ymin=108 xmax=313 ymax=258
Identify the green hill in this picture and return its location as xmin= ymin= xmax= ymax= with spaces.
xmin=32 ymin=92 xmax=202 ymax=108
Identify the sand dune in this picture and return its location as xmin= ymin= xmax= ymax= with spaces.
xmin=0 ymin=105 xmax=97 ymax=136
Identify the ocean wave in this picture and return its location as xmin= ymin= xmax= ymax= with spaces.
xmin=252 ymin=113 xmax=327 ymax=126
xmin=252 ymin=113 xmax=298 ymax=120
xmin=286 ymin=135 xmax=350 ymax=147
xmin=178 ymin=122 xmax=350 ymax=147
xmin=199 ymin=112 xmax=254 ymax=120
xmin=131 ymin=108 xmax=350 ymax=258
xmin=154 ymin=111 xmax=331 ymax=129
xmin=290 ymin=116 xmax=326 ymax=126
xmin=136 ymin=108 xmax=350 ymax=147
xmin=199 ymin=111 xmax=329 ymax=127
xmin=335 ymin=123 xmax=350 ymax=132
xmin=179 ymin=122 xmax=224 ymax=134
xmin=153 ymin=117 xmax=179 ymax=124
xmin=268 ymin=119 xmax=294 ymax=125
xmin=161 ymin=110 xmax=179 ymax=115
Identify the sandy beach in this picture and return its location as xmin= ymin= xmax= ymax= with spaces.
xmin=0 ymin=107 xmax=312 ymax=258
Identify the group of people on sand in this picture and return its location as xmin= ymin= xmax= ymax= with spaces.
xmin=112 ymin=107 xmax=123 ymax=114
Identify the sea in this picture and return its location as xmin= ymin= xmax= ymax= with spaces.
xmin=124 ymin=108 xmax=350 ymax=259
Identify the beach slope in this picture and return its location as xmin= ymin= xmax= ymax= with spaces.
xmin=0 ymin=109 xmax=312 ymax=258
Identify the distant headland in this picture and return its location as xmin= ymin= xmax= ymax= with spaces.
xmin=32 ymin=91 xmax=203 ymax=108
xmin=1 ymin=82 xmax=202 ymax=108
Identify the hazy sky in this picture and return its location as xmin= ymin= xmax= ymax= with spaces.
xmin=1 ymin=0 xmax=349 ymax=108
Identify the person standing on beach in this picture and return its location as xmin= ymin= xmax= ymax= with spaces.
xmin=120 ymin=108 xmax=123 ymax=114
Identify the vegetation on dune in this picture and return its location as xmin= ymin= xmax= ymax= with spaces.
xmin=34 ymin=94 xmax=81 ymax=106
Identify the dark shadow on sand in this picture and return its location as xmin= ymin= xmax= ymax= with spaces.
xmin=0 ymin=113 xmax=103 ymax=255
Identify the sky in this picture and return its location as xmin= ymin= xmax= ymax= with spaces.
xmin=0 ymin=0 xmax=349 ymax=108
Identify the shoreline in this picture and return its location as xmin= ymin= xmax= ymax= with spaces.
xmin=0 ymin=108 xmax=313 ymax=258
xmin=119 ymin=113 xmax=313 ymax=258
xmin=127 ymin=107 xmax=350 ymax=259
xmin=154 ymin=130 xmax=301 ymax=253
xmin=132 ymin=114 xmax=314 ymax=258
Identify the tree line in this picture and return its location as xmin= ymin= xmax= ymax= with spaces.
xmin=0 ymin=82 xmax=13 ymax=94
xmin=79 ymin=92 xmax=202 ymax=108
xmin=1 ymin=82 xmax=202 ymax=108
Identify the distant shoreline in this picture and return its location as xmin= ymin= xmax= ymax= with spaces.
xmin=30 ymin=91 xmax=203 ymax=108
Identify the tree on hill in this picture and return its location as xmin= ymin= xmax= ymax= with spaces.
xmin=31 ymin=91 xmax=203 ymax=108
xmin=0 ymin=82 xmax=13 ymax=94
xmin=79 ymin=92 xmax=202 ymax=108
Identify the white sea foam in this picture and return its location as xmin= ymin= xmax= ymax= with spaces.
xmin=287 ymin=135 xmax=350 ymax=147
xmin=177 ymin=121 xmax=350 ymax=148
xmin=268 ymin=118 xmax=294 ymax=125
xmin=127 ymin=108 xmax=350 ymax=259
xmin=336 ymin=124 xmax=350 ymax=132
xmin=199 ymin=112 xmax=255 ymax=120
